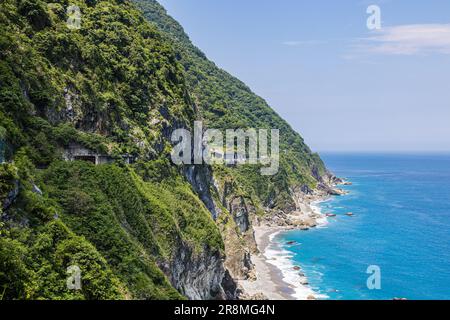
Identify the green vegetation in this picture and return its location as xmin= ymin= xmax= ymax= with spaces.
xmin=40 ymin=159 xmax=221 ymax=299
xmin=0 ymin=0 xmax=328 ymax=300
xmin=0 ymin=0 xmax=220 ymax=299
xmin=1 ymin=156 xmax=125 ymax=299
xmin=133 ymin=0 xmax=328 ymax=210
xmin=0 ymin=0 xmax=193 ymax=164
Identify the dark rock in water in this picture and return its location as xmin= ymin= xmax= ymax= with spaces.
xmin=317 ymin=181 xmax=348 ymax=196
xmin=300 ymin=278 xmax=309 ymax=285
xmin=286 ymin=241 xmax=296 ymax=245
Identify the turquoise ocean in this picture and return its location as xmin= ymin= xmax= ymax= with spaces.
xmin=274 ymin=153 xmax=450 ymax=300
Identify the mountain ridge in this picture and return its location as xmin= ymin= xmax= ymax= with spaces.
xmin=0 ymin=0 xmax=334 ymax=300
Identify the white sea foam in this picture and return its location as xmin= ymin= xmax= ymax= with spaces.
xmin=311 ymin=200 xmax=329 ymax=228
xmin=262 ymin=199 xmax=331 ymax=300
xmin=264 ymin=239 xmax=328 ymax=300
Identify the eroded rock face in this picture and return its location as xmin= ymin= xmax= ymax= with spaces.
xmin=182 ymin=164 xmax=259 ymax=294
xmin=178 ymin=164 xmax=244 ymax=299
xmin=220 ymin=215 xmax=255 ymax=281
xmin=184 ymin=165 xmax=219 ymax=219
xmin=221 ymin=270 xmax=239 ymax=300
xmin=214 ymin=178 xmax=258 ymax=282
xmin=229 ymin=196 xmax=250 ymax=233
xmin=2 ymin=180 xmax=19 ymax=212
xmin=63 ymin=89 xmax=82 ymax=123
xmin=317 ymin=173 xmax=348 ymax=196
xmin=222 ymin=181 xmax=254 ymax=235
xmin=163 ymin=243 xmax=227 ymax=300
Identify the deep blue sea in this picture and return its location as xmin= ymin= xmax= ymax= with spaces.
xmin=276 ymin=153 xmax=450 ymax=300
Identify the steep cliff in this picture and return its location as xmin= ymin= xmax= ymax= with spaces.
xmin=0 ymin=0 xmax=332 ymax=300
xmin=0 ymin=0 xmax=224 ymax=299
xmin=133 ymin=0 xmax=333 ymax=286
xmin=133 ymin=0 xmax=329 ymax=211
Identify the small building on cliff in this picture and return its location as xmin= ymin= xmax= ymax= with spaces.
xmin=63 ymin=142 xmax=110 ymax=165
xmin=63 ymin=142 xmax=135 ymax=165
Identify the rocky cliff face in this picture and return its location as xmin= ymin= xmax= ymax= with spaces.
xmin=180 ymin=163 xmax=257 ymax=297
xmin=0 ymin=0 xmax=224 ymax=300
xmin=215 ymin=177 xmax=258 ymax=280
xmin=183 ymin=165 xmax=219 ymax=220
xmin=162 ymin=242 xmax=226 ymax=300
xmin=0 ymin=0 xmax=333 ymax=300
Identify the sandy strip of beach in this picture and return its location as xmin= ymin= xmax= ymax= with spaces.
xmin=238 ymin=226 xmax=296 ymax=300
xmin=238 ymin=182 xmax=346 ymax=300
xmin=238 ymin=196 xmax=332 ymax=300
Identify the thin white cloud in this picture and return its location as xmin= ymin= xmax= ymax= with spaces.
xmin=358 ymin=24 xmax=450 ymax=55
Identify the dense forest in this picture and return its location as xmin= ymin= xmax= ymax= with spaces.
xmin=133 ymin=0 xmax=327 ymax=210
xmin=0 ymin=0 xmax=328 ymax=299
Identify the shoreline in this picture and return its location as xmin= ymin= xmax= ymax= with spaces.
xmin=239 ymin=180 xmax=348 ymax=300
xmin=238 ymin=201 xmax=329 ymax=300
xmin=238 ymin=226 xmax=296 ymax=300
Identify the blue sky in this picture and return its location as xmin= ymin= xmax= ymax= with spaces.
xmin=158 ymin=0 xmax=450 ymax=152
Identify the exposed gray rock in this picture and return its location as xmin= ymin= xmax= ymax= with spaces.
xmin=183 ymin=165 xmax=219 ymax=219
xmin=162 ymin=243 xmax=227 ymax=300
xmin=300 ymin=184 xmax=313 ymax=195
xmin=229 ymin=196 xmax=250 ymax=233
xmin=221 ymin=270 xmax=238 ymax=300
xmin=63 ymin=89 xmax=81 ymax=123
xmin=2 ymin=180 xmax=19 ymax=212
